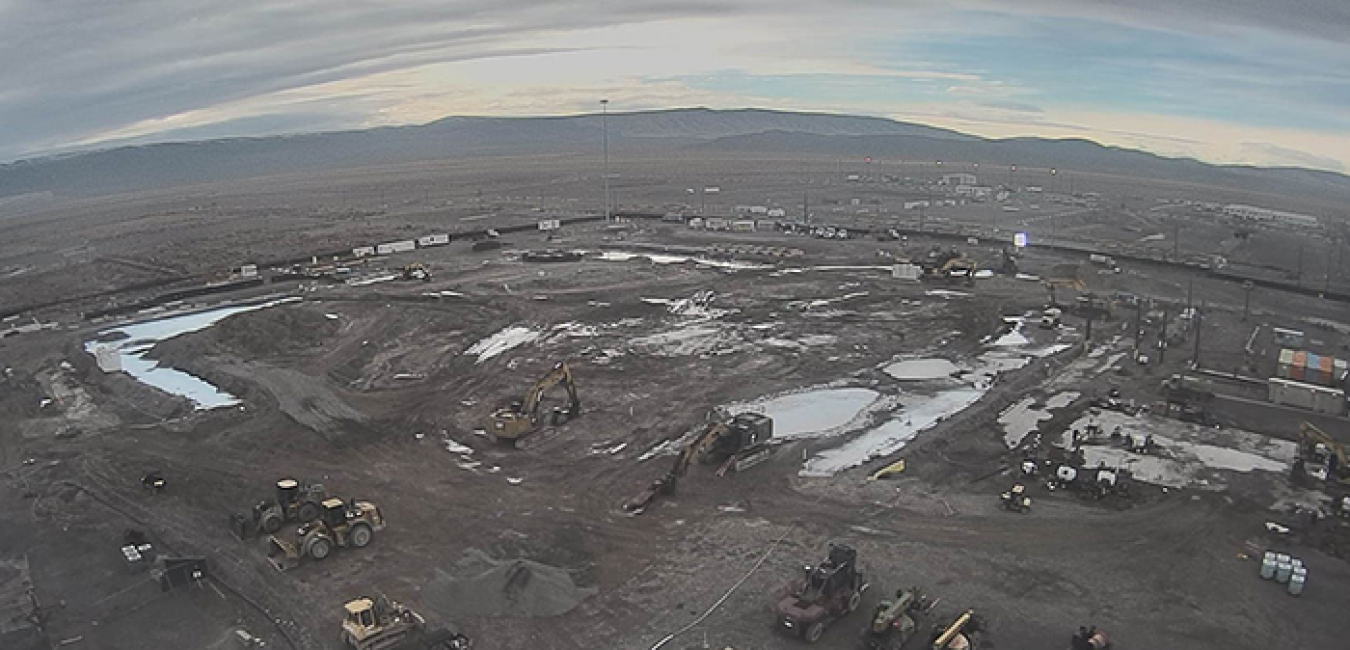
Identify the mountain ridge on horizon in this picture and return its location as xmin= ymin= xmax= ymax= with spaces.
xmin=2 ymin=107 xmax=1347 ymax=206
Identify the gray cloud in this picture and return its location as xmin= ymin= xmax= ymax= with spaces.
xmin=1 ymin=0 xmax=1347 ymax=162
xmin=978 ymin=100 xmax=1044 ymax=114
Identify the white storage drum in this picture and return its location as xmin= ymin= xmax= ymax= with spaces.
xmin=1288 ymin=568 xmax=1307 ymax=596
xmin=1260 ymin=552 xmax=1277 ymax=579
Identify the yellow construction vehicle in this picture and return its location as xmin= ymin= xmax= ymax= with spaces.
xmin=488 ymin=361 xmax=581 ymax=444
xmin=623 ymin=413 xmax=774 ymax=513
xmin=341 ymin=595 xmax=470 ymax=650
xmin=229 ymin=478 xmax=328 ymax=539
xmin=1296 ymin=422 xmax=1350 ymax=486
xmin=401 ymin=263 xmax=432 ymax=282
xmin=921 ymin=249 xmax=977 ymax=286
xmin=930 ymin=610 xmax=982 ymax=649
xmin=268 ymin=497 xmax=385 ymax=571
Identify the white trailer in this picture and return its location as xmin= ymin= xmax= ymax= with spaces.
xmin=537 ymin=219 xmax=561 ymax=231
xmin=352 ymin=246 xmax=376 ymax=258
xmin=376 ymin=240 xmax=417 ymax=255
xmin=416 ymin=234 xmax=451 ymax=247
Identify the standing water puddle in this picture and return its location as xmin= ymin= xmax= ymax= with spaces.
xmin=84 ymin=297 xmax=299 ymax=409
xmin=727 ymin=388 xmax=880 ymax=439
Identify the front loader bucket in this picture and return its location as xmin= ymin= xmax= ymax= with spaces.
xmin=228 ymin=512 xmax=252 ymax=541
xmin=266 ymin=535 xmax=301 ymax=572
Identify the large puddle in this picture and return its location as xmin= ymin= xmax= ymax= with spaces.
xmin=801 ymin=387 xmax=984 ymax=477
xmin=728 ymin=387 xmax=880 ymax=439
xmin=85 ymin=297 xmax=300 ymax=409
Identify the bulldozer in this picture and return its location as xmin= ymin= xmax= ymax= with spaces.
xmin=999 ymin=483 xmax=1031 ymax=513
xmin=775 ymin=543 xmax=868 ymax=643
xmin=623 ymin=413 xmax=774 ymax=514
xmin=487 ymin=361 xmax=580 ymax=444
xmin=268 ymin=497 xmax=385 ymax=571
xmin=230 ymin=479 xmax=328 ymax=539
xmin=862 ymin=587 xmax=929 ymax=650
xmin=1295 ymin=421 xmax=1350 ymax=487
xmin=930 ymin=610 xmax=982 ymax=649
xmin=341 ymin=595 xmax=470 ymax=650
xmin=400 ymin=263 xmax=432 ymax=282
xmin=920 ymin=248 xmax=977 ymax=287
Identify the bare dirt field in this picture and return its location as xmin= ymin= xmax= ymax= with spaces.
xmin=2 ymin=154 xmax=1349 ymax=650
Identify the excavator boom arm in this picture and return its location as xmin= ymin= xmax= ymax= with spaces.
xmin=520 ymin=362 xmax=578 ymax=417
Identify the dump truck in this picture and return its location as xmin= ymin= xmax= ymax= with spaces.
xmin=268 ymin=497 xmax=385 ymax=571
xmin=341 ymin=595 xmax=470 ymax=650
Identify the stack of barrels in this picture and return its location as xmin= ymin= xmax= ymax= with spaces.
xmin=1259 ymin=551 xmax=1308 ymax=596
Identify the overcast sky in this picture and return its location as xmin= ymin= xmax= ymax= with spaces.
xmin=3 ymin=0 xmax=1349 ymax=171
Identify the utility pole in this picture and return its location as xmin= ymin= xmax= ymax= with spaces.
xmin=1186 ymin=277 xmax=1194 ymax=313
xmin=1192 ymin=302 xmax=1204 ymax=368
xmin=1159 ymin=305 xmax=1169 ymax=363
xmin=1242 ymin=280 xmax=1254 ymax=321
xmin=1296 ymin=241 xmax=1305 ymax=288
xmin=1173 ymin=221 xmax=1180 ymax=259
xmin=601 ymin=99 xmax=610 ymax=222
xmin=1324 ymin=239 xmax=1334 ymax=295
xmin=1134 ymin=300 xmax=1144 ymax=352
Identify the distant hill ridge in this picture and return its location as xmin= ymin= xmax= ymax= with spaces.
xmin=1 ymin=107 xmax=1347 ymax=204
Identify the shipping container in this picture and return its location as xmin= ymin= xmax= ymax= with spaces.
xmin=376 ymin=240 xmax=417 ymax=255
xmin=352 ymin=246 xmax=376 ymax=258
xmin=1277 ymin=349 xmax=1345 ymax=387
xmin=416 ymin=233 xmax=451 ymax=247
xmin=705 ymin=218 xmax=729 ymax=231
xmin=731 ymin=220 xmax=756 ymax=232
xmin=1268 ymin=378 xmax=1346 ymax=415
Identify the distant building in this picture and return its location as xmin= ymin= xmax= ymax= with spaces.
xmin=1223 ymin=204 xmax=1319 ymax=229
xmin=954 ymin=185 xmax=993 ymax=199
xmin=941 ymin=173 xmax=977 ymax=186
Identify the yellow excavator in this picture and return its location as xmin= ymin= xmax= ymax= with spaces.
xmin=488 ymin=361 xmax=581 ymax=444
xmin=623 ymin=412 xmax=774 ymax=513
xmin=921 ymin=249 xmax=977 ymax=287
xmin=1296 ymin=421 xmax=1350 ymax=486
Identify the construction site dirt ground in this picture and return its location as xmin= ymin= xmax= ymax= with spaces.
xmin=2 ymin=163 xmax=1350 ymax=650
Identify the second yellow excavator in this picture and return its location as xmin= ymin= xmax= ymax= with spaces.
xmin=488 ymin=361 xmax=581 ymax=444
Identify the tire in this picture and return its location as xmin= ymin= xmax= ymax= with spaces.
xmin=349 ymin=523 xmax=373 ymax=548
xmin=298 ymin=501 xmax=320 ymax=523
xmin=847 ymin=590 xmax=862 ymax=613
xmin=805 ymin=621 xmax=826 ymax=643
xmin=261 ymin=512 xmax=282 ymax=534
xmin=306 ymin=536 xmax=332 ymax=560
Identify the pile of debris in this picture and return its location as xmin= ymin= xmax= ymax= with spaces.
xmin=423 ymin=549 xmax=595 ymax=618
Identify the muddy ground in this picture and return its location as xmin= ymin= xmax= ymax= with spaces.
xmin=1 ymin=157 xmax=1349 ymax=650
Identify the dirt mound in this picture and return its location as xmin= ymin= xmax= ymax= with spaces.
xmin=423 ymin=549 xmax=596 ymax=618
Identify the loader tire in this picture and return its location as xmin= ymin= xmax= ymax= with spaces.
xmin=306 ymin=536 xmax=332 ymax=560
xmin=350 ymin=523 xmax=373 ymax=548
xmin=261 ymin=512 xmax=283 ymax=534
xmin=805 ymin=621 xmax=825 ymax=643
xmin=298 ymin=501 xmax=320 ymax=523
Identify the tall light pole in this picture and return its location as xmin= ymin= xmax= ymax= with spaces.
xmin=600 ymin=99 xmax=610 ymax=222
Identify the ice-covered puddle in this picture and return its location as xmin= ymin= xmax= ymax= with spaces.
xmin=1062 ymin=410 xmax=1296 ymax=488
xmin=727 ymin=387 xmax=881 ymax=440
xmin=801 ymin=387 xmax=983 ymax=477
xmin=464 ymin=325 xmax=544 ymax=363
xmin=84 ymin=297 xmax=300 ymax=409
xmin=884 ymin=358 xmax=960 ymax=381
xmin=597 ymin=250 xmax=769 ymax=270
xmin=998 ymin=391 xmax=1080 ymax=448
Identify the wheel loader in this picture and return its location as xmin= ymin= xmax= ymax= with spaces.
xmin=775 ymin=543 xmax=868 ymax=643
xmin=229 ymin=478 xmax=328 ymax=539
xmin=267 ymin=497 xmax=385 ymax=571
xmin=341 ymin=595 xmax=470 ymax=650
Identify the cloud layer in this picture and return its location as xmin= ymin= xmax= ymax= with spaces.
xmin=2 ymin=1 xmax=1348 ymax=171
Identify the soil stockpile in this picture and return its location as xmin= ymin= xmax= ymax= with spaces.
xmin=424 ymin=549 xmax=596 ymax=618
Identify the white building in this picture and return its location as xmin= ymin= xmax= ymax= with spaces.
xmin=941 ymin=173 xmax=977 ymax=186
xmin=1223 ymin=204 xmax=1319 ymax=229
xmin=954 ymin=185 xmax=993 ymax=199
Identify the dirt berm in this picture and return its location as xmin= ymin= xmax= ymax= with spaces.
xmin=423 ymin=549 xmax=597 ymax=618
